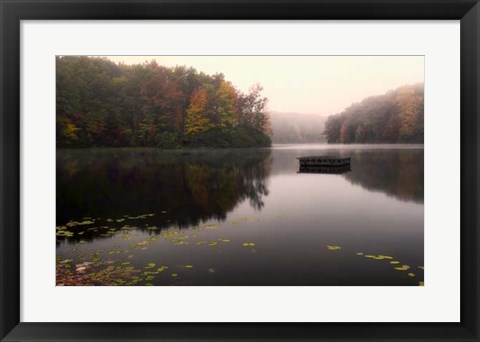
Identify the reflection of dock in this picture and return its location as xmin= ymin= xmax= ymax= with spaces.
xmin=297 ymin=156 xmax=351 ymax=174
xmin=298 ymin=165 xmax=351 ymax=174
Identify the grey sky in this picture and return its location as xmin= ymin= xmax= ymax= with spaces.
xmin=104 ymin=55 xmax=424 ymax=116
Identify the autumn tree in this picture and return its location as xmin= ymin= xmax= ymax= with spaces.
xmin=324 ymin=83 xmax=424 ymax=144
xmin=56 ymin=56 xmax=272 ymax=148
xmin=216 ymin=81 xmax=238 ymax=127
xmin=396 ymin=85 xmax=424 ymax=143
xmin=185 ymin=87 xmax=212 ymax=134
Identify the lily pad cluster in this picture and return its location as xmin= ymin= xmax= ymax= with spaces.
xmin=57 ymin=212 xmax=263 ymax=285
xmin=228 ymin=216 xmax=260 ymax=225
xmin=56 ymin=255 xmax=142 ymax=286
xmin=56 ymin=213 xmax=160 ymax=243
xmin=356 ymin=251 xmax=423 ymax=284
xmin=324 ymin=244 xmax=424 ymax=286
xmin=56 ymin=226 xmax=74 ymax=238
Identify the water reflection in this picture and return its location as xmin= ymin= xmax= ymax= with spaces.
xmin=298 ymin=166 xmax=351 ymax=174
xmin=57 ymin=149 xmax=423 ymax=241
xmin=344 ymin=149 xmax=423 ymax=203
xmin=272 ymin=146 xmax=423 ymax=203
xmin=57 ymin=148 xmax=272 ymax=233
xmin=57 ymin=147 xmax=423 ymax=233
xmin=56 ymin=146 xmax=423 ymax=286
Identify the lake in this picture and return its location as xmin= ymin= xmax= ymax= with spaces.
xmin=56 ymin=144 xmax=424 ymax=286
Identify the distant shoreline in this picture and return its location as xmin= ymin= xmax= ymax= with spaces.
xmin=56 ymin=143 xmax=424 ymax=151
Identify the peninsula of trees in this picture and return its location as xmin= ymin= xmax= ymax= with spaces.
xmin=56 ymin=57 xmax=272 ymax=148
xmin=324 ymin=83 xmax=424 ymax=144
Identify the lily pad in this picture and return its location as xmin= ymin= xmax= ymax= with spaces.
xmin=205 ymin=224 xmax=219 ymax=229
xmin=326 ymin=245 xmax=341 ymax=251
xmin=242 ymin=242 xmax=255 ymax=247
xmin=394 ymin=265 xmax=410 ymax=271
xmin=174 ymin=241 xmax=188 ymax=246
xmin=56 ymin=230 xmax=74 ymax=237
xmin=364 ymin=254 xmax=391 ymax=260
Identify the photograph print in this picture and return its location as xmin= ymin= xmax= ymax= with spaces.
xmin=56 ymin=55 xmax=424 ymax=286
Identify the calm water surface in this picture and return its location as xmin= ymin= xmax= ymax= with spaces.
xmin=56 ymin=144 xmax=424 ymax=285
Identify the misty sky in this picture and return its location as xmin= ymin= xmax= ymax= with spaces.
xmin=103 ymin=56 xmax=424 ymax=116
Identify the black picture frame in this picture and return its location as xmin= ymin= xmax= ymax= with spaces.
xmin=1 ymin=0 xmax=479 ymax=341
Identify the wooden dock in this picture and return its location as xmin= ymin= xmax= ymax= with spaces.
xmin=297 ymin=156 xmax=351 ymax=174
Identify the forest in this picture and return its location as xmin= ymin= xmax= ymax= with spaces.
xmin=324 ymin=83 xmax=424 ymax=144
xmin=56 ymin=57 xmax=272 ymax=148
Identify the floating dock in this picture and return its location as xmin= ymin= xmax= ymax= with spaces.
xmin=297 ymin=156 xmax=351 ymax=174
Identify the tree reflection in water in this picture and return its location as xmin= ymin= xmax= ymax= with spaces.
xmin=57 ymin=146 xmax=423 ymax=246
xmin=272 ymin=146 xmax=423 ymax=203
xmin=343 ymin=149 xmax=423 ymax=203
xmin=57 ymin=148 xmax=272 ymax=236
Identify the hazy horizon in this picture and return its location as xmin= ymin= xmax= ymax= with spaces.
xmin=98 ymin=55 xmax=424 ymax=116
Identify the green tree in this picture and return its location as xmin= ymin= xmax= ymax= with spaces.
xmin=237 ymin=84 xmax=271 ymax=136
xmin=216 ymin=81 xmax=238 ymax=127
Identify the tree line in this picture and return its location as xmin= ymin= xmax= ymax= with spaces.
xmin=57 ymin=56 xmax=272 ymax=148
xmin=324 ymin=83 xmax=424 ymax=144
